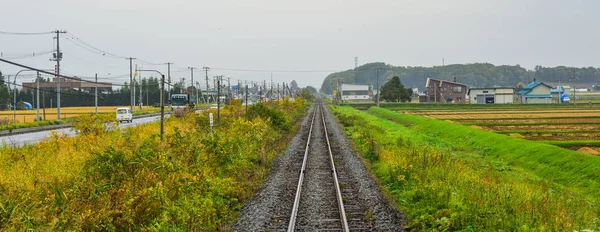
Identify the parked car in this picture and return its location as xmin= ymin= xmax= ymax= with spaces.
xmin=116 ymin=108 xmax=133 ymax=123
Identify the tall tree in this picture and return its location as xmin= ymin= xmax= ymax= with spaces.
xmin=380 ymin=76 xmax=412 ymax=103
xmin=0 ymin=71 xmax=10 ymax=109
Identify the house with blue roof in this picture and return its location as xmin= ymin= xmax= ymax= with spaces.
xmin=516 ymin=79 xmax=553 ymax=104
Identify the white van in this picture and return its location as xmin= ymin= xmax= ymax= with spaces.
xmin=116 ymin=108 xmax=133 ymax=123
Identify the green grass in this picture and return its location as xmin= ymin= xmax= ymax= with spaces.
xmin=462 ymin=121 xmax=600 ymax=126
xmin=495 ymin=129 xmax=600 ymax=134
xmin=0 ymin=120 xmax=68 ymax=131
xmin=540 ymin=140 xmax=600 ymax=148
xmin=331 ymin=105 xmax=600 ymax=230
xmin=346 ymin=102 xmax=600 ymax=111
xmin=367 ymin=107 xmax=600 ymax=197
xmin=437 ymin=115 xmax=600 ymax=121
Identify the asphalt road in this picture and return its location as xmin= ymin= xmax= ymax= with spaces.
xmin=0 ymin=115 xmax=165 ymax=147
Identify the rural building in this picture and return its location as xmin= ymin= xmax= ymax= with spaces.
xmin=551 ymin=86 xmax=571 ymax=103
xmin=468 ymin=87 xmax=514 ymax=104
xmin=340 ymin=84 xmax=370 ymax=100
xmin=423 ymin=77 xmax=468 ymax=103
xmin=516 ymin=79 xmax=552 ymax=104
xmin=22 ymin=77 xmax=112 ymax=94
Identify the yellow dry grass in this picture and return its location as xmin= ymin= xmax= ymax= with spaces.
xmin=0 ymin=106 xmax=153 ymax=123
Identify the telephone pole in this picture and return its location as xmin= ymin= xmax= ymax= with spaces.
xmin=166 ymin=62 xmax=173 ymax=100
xmin=139 ymin=69 xmax=143 ymax=110
xmin=227 ymin=77 xmax=231 ymax=104
xmin=128 ymin=57 xmax=136 ymax=111
xmin=573 ymin=70 xmax=577 ymax=105
xmin=203 ymin=67 xmax=210 ymax=104
xmin=95 ymin=73 xmax=98 ymax=114
xmin=189 ymin=67 xmax=196 ymax=103
xmin=53 ymin=30 xmax=67 ymax=119
xmin=376 ymin=68 xmax=381 ymax=107
xmin=36 ymin=71 xmax=40 ymax=121
xmin=217 ymin=80 xmax=221 ymax=123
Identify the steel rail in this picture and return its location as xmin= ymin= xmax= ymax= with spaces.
xmin=287 ymin=103 xmax=349 ymax=232
xmin=287 ymin=104 xmax=318 ymax=231
xmin=320 ymin=103 xmax=350 ymax=232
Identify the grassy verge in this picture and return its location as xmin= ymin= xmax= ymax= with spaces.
xmin=462 ymin=121 xmax=600 ymax=126
xmin=331 ymin=106 xmax=600 ymax=230
xmin=346 ymin=103 xmax=600 ymax=111
xmin=0 ymin=99 xmax=308 ymax=230
xmin=436 ymin=115 xmax=600 ymax=121
xmin=540 ymin=140 xmax=600 ymax=148
xmin=0 ymin=119 xmax=67 ymax=131
xmin=494 ymin=129 xmax=600 ymax=134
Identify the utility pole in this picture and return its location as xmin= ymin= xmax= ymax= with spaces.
xmin=573 ymin=70 xmax=577 ymax=105
xmin=53 ymin=30 xmax=66 ymax=120
xmin=217 ymin=80 xmax=221 ymax=123
xmin=245 ymin=84 xmax=248 ymax=114
xmin=95 ymin=73 xmax=98 ymax=114
xmin=36 ymin=71 xmax=40 ymax=121
xmin=181 ymin=78 xmax=186 ymax=94
xmin=166 ymin=62 xmax=173 ymax=101
xmin=139 ymin=69 xmax=143 ymax=110
xmin=227 ymin=77 xmax=231 ymax=104
xmin=270 ymin=75 xmax=273 ymax=102
xmin=128 ymin=57 xmax=136 ymax=111
xmin=43 ymin=87 xmax=46 ymax=120
xmin=189 ymin=67 xmax=196 ymax=104
xmin=376 ymin=68 xmax=381 ymax=107
xmin=160 ymin=74 xmax=165 ymax=142
xmin=203 ymin=67 xmax=210 ymax=104
xmin=278 ymin=83 xmax=280 ymax=100
xmin=338 ymin=78 xmax=342 ymax=104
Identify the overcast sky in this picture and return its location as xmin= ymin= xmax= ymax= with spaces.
xmin=1 ymin=0 xmax=599 ymax=89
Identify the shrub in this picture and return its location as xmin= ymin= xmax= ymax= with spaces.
xmin=247 ymin=103 xmax=291 ymax=131
xmin=71 ymin=114 xmax=118 ymax=136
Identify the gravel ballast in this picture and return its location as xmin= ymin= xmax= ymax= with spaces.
xmin=233 ymin=103 xmax=403 ymax=231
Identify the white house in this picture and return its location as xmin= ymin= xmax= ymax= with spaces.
xmin=468 ymin=87 xmax=514 ymax=104
xmin=341 ymin=84 xmax=371 ymax=100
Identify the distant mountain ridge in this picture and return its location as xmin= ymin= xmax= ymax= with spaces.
xmin=320 ymin=62 xmax=600 ymax=94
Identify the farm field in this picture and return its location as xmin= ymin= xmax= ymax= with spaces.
xmin=389 ymin=104 xmax=600 ymax=155
xmin=331 ymin=106 xmax=600 ymax=230
xmin=0 ymin=106 xmax=160 ymax=123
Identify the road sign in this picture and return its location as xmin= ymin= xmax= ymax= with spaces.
xmin=209 ymin=113 xmax=214 ymax=132
xmin=233 ymin=85 xmax=239 ymax=91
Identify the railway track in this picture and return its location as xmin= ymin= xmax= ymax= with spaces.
xmin=236 ymin=101 xmax=401 ymax=231
xmin=265 ymin=102 xmax=374 ymax=231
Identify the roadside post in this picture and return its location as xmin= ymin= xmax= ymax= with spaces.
xmin=209 ymin=112 xmax=214 ymax=133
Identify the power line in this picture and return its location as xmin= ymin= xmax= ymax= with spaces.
xmin=0 ymin=30 xmax=53 ymax=35
xmin=137 ymin=59 xmax=165 ymax=66
xmin=64 ymin=32 xmax=128 ymax=59
xmin=0 ymin=50 xmax=55 ymax=59
xmin=211 ymin=67 xmax=344 ymax=73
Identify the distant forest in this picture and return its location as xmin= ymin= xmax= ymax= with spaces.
xmin=320 ymin=62 xmax=600 ymax=94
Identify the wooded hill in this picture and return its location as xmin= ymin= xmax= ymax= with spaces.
xmin=320 ymin=62 xmax=600 ymax=94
